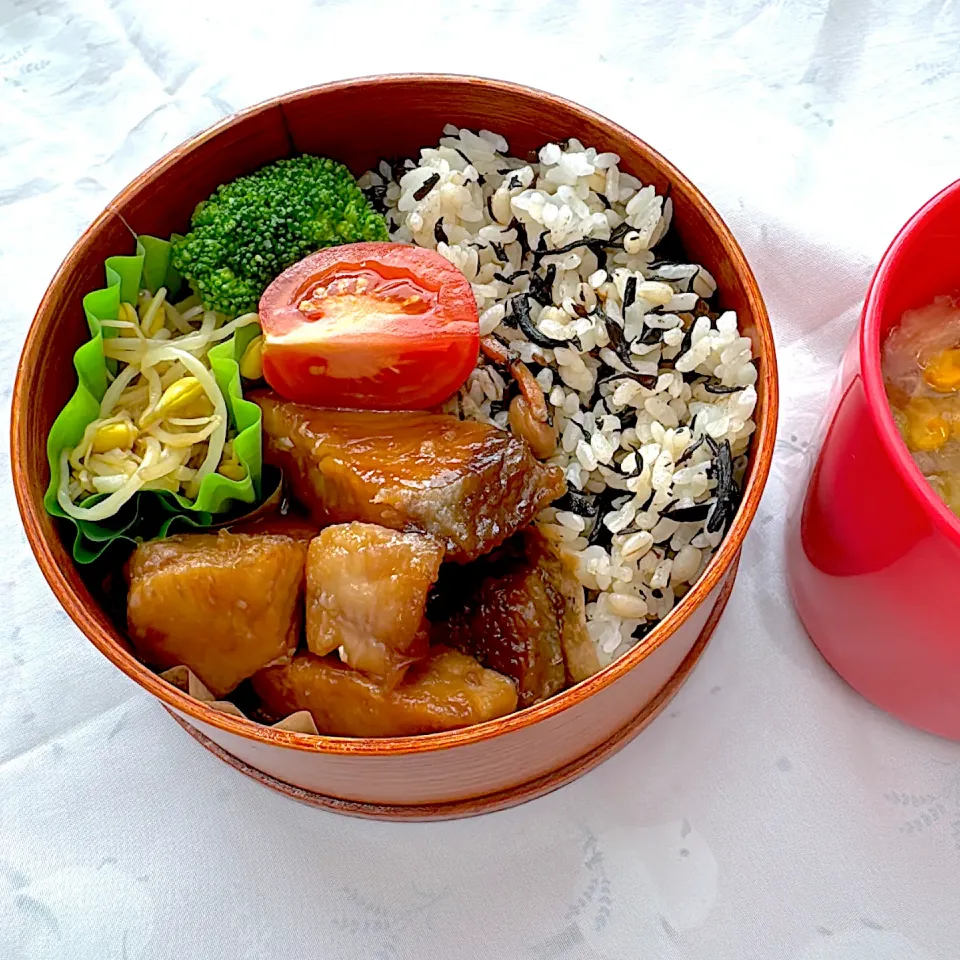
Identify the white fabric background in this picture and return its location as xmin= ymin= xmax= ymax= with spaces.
xmin=2 ymin=1 xmax=960 ymax=957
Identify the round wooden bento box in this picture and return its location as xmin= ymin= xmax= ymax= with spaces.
xmin=12 ymin=75 xmax=778 ymax=820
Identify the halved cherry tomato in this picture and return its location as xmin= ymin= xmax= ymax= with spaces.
xmin=259 ymin=243 xmax=480 ymax=410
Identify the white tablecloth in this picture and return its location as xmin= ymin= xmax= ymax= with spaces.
xmin=3 ymin=1 xmax=960 ymax=957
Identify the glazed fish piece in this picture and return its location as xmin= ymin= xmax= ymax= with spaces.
xmin=253 ymin=390 xmax=565 ymax=562
xmin=431 ymin=529 xmax=600 ymax=707
xmin=306 ymin=523 xmax=444 ymax=686
xmin=524 ymin=529 xmax=601 ymax=686
xmin=126 ymin=531 xmax=307 ymax=698
xmin=252 ymin=647 xmax=518 ymax=737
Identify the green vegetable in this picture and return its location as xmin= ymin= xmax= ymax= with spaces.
xmin=44 ymin=236 xmax=263 ymax=563
xmin=171 ymin=155 xmax=389 ymax=316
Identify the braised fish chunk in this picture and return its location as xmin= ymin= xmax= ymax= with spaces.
xmin=306 ymin=523 xmax=443 ymax=686
xmin=524 ymin=530 xmax=601 ymax=685
xmin=127 ymin=531 xmax=307 ymax=698
xmin=431 ymin=529 xmax=600 ymax=707
xmin=254 ymin=391 xmax=565 ymax=562
xmin=433 ymin=557 xmax=564 ymax=707
xmin=252 ymin=647 xmax=518 ymax=737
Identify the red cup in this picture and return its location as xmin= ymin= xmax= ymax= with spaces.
xmin=787 ymin=178 xmax=960 ymax=739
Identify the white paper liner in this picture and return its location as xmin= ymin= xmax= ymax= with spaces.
xmin=159 ymin=665 xmax=319 ymax=735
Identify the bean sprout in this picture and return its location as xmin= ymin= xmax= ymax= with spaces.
xmin=58 ymin=291 xmax=259 ymax=522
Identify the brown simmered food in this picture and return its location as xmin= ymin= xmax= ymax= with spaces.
xmin=253 ymin=390 xmax=565 ymax=562
xmin=306 ymin=523 xmax=443 ymax=686
xmin=431 ymin=529 xmax=600 ymax=707
xmin=527 ymin=531 xmax=602 ymax=686
xmin=252 ymin=646 xmax=518 ymax=737
xmin=126 ymin=531 xmax=307 ymax=697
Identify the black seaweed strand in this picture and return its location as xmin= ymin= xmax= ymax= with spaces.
xmin=586 ymin=488 xmax=622 ymax=549
xmin=706 ymin=440 xmax=740 ymax=535
xmin=595 ymin=370 xmax=658 ymax=391
xmin=661 ymin=501 xmax=714 ymax=523
xmin=413 ymin=174 xmax=440 ymax=201
xmin=599 ymin=306 xmax=641 ymax=372
xmin=494 ymin=269 xmax=529 ymax=285
xmin=512 ymin=295 xmax=563 ymax=348
xmin=554 ymin=488 xmax=600 ymax=518
xmin=703 ymin=380 xmax=741 ymax=395
xmin=675 ymin=434 xmax=705 ymax=467
xmin=529 ymin=264 xmax=557 ymax=306
xmin=508 ymin=218 xmax=531 ymax=259
xmin=363 ymin=184 xmax=389 ymax=215
xmin=632 ymin=621 xmax=656 ymax=641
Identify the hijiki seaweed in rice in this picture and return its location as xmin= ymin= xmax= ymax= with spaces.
xmin=360 ymin=126 xmax=758 ymax=665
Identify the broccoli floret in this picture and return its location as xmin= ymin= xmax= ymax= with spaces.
xmin=171 ymin=155 xmax=389 ymax=316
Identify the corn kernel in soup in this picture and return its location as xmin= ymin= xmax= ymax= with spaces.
xmin=883 ymin=296 xmax=960 ymax=516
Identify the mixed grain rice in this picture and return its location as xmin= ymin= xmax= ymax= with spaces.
xmin=359 ymin=127 xmax=757 ymax=666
